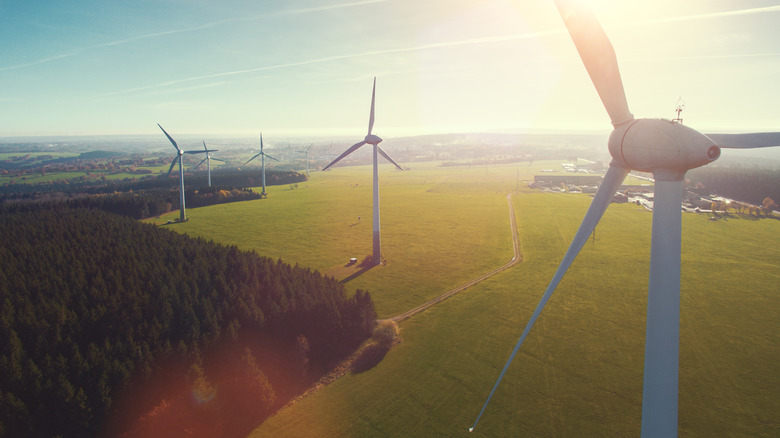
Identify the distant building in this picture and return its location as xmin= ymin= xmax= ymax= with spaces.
xmin=533 ymin=174 xmax=603 ymax=186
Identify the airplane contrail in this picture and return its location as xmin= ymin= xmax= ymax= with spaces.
xmin=95 ymin=2 xmax=780 ymax=100
xmin=631 ymin=5 xmax=780 ymax=26
xmin=93 ymin=29 xmax=564 ymax=98
xmin=3 ymin=3 xmax=776 ymax=75
xmin=0 ymin=0 xmax=387 ymax=72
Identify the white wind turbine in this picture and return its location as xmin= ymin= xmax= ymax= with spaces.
xmin=193 ymin=140 xmax=224 ymax=187
xmin=323 ymin=77 xmax=403 ymax=265
xmin=245 ymin=133 xmax=278 ymax=198
xmin=471 ymin=1 xmax=780 ymax=436
xmin=297 ymin=143 xmax=312 ymax=176
xmin=158 ymin=124 xmax=208 ymax=222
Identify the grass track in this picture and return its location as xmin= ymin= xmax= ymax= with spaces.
xmin=146 ymin=161 xmax=778 ymax=436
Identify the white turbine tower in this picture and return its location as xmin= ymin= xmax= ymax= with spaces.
xmin=193 ymin=140 xmax=224 ymax=187
xmin=323 ymin=77 xmax=403 ymax=265
xmin=471 ymin=1 xmax=780 ymax=436
xmin=245 ymin=133 xmax=278 ymax=198
xmin=158 ymin=124 xmax=208 ymax=222
xmin=297 ymin=143 xmax=312 ymax=176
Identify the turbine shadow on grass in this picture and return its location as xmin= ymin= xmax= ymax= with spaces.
xmin=339 ymin=265 xmax=374 ymax=284
xmin=339 ymin=255 xmax=378 ymax=283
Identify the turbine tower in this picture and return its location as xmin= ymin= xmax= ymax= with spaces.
xmin=323 ymin=77 xmax=403 ymax=265
xmin=193 ymin=140 xmax=224 ymax=187
xmin=471 ymin=1 xmax=780 ymax=436
xmin=297 ymin=143 xmax=312 ymax=176
xmin=245 ymin=133 xmax=278 ymax=198
xmin=158 ymin=124 xmax=209 ymax=222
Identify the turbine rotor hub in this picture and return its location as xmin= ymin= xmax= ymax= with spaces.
xmin=365 ymin=134 xmax=383 ymax=145
xmin=608 ymin=118 xmax=719 ymax=179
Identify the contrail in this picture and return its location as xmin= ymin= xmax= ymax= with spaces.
xmin=95 ymin=29 xmax=564 ymax=98
xmin=631 ymin=5 xmax=780 ymax=26
xmin=0 ymin=0 xmax=387 ymax=72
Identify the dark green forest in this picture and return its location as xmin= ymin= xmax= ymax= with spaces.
xmin=0 ymin=205 xmax=376 ymax=437
xmin=687 ymin=165 xmax=780 ymax=206
xmin=3 ymin=186 xmax=262 ymax=220
xmin=0 ymin=168 xmax=306 ymax=196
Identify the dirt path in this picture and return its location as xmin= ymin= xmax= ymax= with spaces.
xmin=267 ymin=193 xmax=521 ymax=418
xmin=387 ymin=192 xmax=521 ymax=322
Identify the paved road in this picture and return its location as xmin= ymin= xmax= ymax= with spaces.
xmin=387 ymin=193 xmax=521 ymax=323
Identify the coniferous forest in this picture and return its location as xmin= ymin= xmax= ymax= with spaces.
xmin=0 ymin=205 xmax=376 ymax=437
xmin=687 ymin=165 xmax=780 ymax=206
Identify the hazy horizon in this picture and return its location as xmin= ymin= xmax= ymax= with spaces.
xmin=1 ymin=1 xmax=778 ymax=137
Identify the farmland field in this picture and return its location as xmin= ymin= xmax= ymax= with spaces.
xmin=146 ymin=161 xmax=779 ymax=437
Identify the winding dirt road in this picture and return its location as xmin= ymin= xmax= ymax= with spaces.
xmin=272 ymin=193 xmax=522 ymax=414
xmin=388 ymin=192 xmax=521 ymax=322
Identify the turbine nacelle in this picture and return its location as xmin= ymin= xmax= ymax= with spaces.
xmin=365 ymin=134 xmax=383 ymax=145
xmin=609 ymin=118 xmax=720 ymax=180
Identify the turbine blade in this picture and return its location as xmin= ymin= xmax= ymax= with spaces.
xmin=184 ymin=150 xmax=207 ymax=154
xmin=641 ymin=179 xmax=683 ymax=437
xmin=264 ymin=153 xmax=279 ymax=162
xmin=245 ymin=153 xmax=262 ymax=165
xmin=705 ymin=132 xmax=780 ymax=149
xmin=158 ymin=123 xmax=180 ymax=151
xmin=322 ymin=141 xmax=367 ymax=171
xmin=471 ymin=163 xmax=628 ymax=431
xmin=203 ymin=140 xmax=208 ymax=151
xmin=377 ymin=145 xmax=403 ymax=170
xmin=193 ymin=158 xmax=207 ymax=170
xmin=260 ymin=133 xmax=264 ymax=152
xmin=167 ymin=156 xmax=179 ymax=176
xmin=211 ymin=157 xmax=225 ymax=162
xmin=307 ymin=143 xmax=313 ymax=152
xmin=554 ymin=0 xmax=633 ymax=127
xmin=368 ymin=77 xmax=376 ymax=135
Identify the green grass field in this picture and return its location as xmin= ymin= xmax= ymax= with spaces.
xmin=146 ymin=161 xmax=779 ymax=437
xmin=0 ymin=152 xmax=79 ymax=160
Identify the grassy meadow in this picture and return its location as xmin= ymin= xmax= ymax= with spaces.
xmin=146 ymin=161 xmax=778 ymax=437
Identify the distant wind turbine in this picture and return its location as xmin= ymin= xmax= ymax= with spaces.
xmin=245 ymin=133 xmax=278 ymax=198
xmin=158 ymin=124 xmax=208 ymax=222
xmin=297 ymin=143 xmax=313 ymax=176
xmin=471 ymin=1 xmax=780 ymax=436
xmin=193 ymin=140 xmax=224 ymax=187
xmin=323 ymin=77 xmax=403 ymax=265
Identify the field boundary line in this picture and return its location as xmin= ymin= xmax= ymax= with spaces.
xmin=387 ymin=192 xmax=521 ymax=323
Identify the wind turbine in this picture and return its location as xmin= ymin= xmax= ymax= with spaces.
xmin=158 ymin=124 xmax=209 ymax=222
xmin=193 ymin=140 xmax=224 ymax=187
xmin=471 ymin=1 xmax=780 ymax=436
xmin=297 ymin=143 xmax=312 ymax=176
xmin=245 ymin=133 xmax=278 ymax=198
xmin=323 ymin=77 xmax=403 ymax=265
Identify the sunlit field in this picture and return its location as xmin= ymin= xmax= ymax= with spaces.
xmin=145 ymin=161 xmax=522 ymax=317
xmin=147 ymin=161 xmax=779 ymax=437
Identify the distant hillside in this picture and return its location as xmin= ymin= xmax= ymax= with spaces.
xmin=0 ymin=169 xmax=306 ymax=196
xmin=77 ymin=150 xmax=125 ymax=160
xmin=0 ymin=205 xmax=376 ymax=437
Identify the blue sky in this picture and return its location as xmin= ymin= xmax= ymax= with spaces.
xmin=1 ymin=0 xmax=779 ymax=138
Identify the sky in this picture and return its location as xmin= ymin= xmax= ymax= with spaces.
xmin=1 ymin=0 xmax=779 ymax=138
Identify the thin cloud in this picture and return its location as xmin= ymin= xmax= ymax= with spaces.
xmin=636 ymin=5 xmax=780 ymax=26
xmin=622 ymin=52 xmax=780 ymax=63
xmin=95 ymin=29 xmax=564 ymax=98
xmin=0 ymin=0 xmax=386 ymax=72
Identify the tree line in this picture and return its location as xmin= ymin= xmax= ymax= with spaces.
xmin=0 ymin=168 xmax=306 ymax=196
xmin=0 ymin=204 xmax=376 ymax=437
xmin=2 ymin=186 xmax=262 ymax=220
xmin=687 ymin=165 xmax=780 ymax=207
